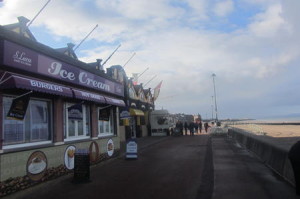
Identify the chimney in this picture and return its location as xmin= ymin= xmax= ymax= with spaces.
xmin=97 ymin=59 xmax=105 ymax=72
xmin=67 ymin=43 xmax=75 ymax=50
xmin=17 ymin=16 xmax=30 ymax=36
xmin=18 ymin=16 xmax=30 ymax=26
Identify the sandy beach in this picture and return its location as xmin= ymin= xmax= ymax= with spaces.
xmin=230 ymin=123 xmax=300 ymax=138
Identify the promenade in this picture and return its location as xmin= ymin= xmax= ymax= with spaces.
xmin=4 ymin=130 xmax=300 ymax=199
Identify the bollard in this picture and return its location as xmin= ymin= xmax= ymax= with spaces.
xmin=288 ymin=141 xmax=300 ymax=195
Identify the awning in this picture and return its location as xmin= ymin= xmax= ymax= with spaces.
xmin=130 ymin=108 xmax=144 ymax=116
xmin=0 ymin=72 xmax=73 ymax=97
xmin=72 ymin=89 xmax=105 ymax=104
xmin=105 ymin=96 xmax=125 ymax=107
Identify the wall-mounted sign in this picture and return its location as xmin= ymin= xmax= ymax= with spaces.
xmin=26 ymin=151 xmax=47 ymax=181
xmin=89 ymin=141 xmax=100 ymax=164
xmin=2 ymin=40 xmax=124 ymax=96
xmin=64 ymin=145 xmax=76 ymax=170
xmin=107 ymin=139 xmax=114 ymax=157
xmin=119 ymin=107 xmax=131 ymax=119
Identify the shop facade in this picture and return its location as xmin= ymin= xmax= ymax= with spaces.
xmin=0 ymin=24 xmax=125 ymax=182
xmin=106 ymin=66 xmax=154 ymax=142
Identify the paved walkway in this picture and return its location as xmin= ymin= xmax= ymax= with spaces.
xmin=212 ymin=135 xmax=300 ymax=199
xmin=4 ymin=133 xmax=300 ymax=199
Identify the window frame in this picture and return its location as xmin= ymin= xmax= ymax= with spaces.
xmin=64 ymin=102 xmax=90 ymax=141
xmin=98 ymin=106 xmax=116 ymax=137
xmin=2 ymin=95 xmax=52 ymax=149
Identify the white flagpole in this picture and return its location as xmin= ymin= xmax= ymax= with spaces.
xmin=27 ymin=0 xmax=52 ymax=27
xmin=74 ymin=24 xmax=99 ymax=52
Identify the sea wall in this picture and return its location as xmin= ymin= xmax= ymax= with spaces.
xmin=228 ymin=128 xmax=295 ymax=185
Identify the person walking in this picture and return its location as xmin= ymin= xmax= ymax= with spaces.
xmin=184 ymin=121 xmax=188 ymax=135
xmin=189 ymin=121 xmax=194 ymax=136
xmin=199 ymin=121 xmax=202 ymax=133
xmin=204 ymin=122 xmax=210 ymax=133
xmin=179 ymin=121 xmax=184 ymax=136
xmin=194 ymin=122 xmax=198 ymax=134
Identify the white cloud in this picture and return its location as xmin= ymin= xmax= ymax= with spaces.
xmin=1 ymin=0 xmax=300 ymax=119
xmin=248 ymin=4 xmax=285 ymax=38
xmin=213 ymin=0 xmax=234 ymax=17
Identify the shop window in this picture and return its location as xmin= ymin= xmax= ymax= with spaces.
xmin=64 ymin=103 xmax=90 ymax=140
xmin=2 ymin=96 xmax=52 ymax=147
xmin=98 ymin=107 xmax=116 ymax=137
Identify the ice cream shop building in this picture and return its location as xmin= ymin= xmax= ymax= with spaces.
xmin=0 ymin=17 xmax=134 ymax=183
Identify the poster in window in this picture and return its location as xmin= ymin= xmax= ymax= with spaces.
xmin=7 ymin=94 xmax=30 ymax=120
xmin=99 ymin=107 xmax=110 ymax=121
xmin=68 ymin=103 xmax=83 ymax=120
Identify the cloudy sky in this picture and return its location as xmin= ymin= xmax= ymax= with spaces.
xmin=1 ymin=0 xmax=299 ymax=120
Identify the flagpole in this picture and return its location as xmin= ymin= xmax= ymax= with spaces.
xmin=74 ymin=24 xmax=99 ymax=52
xmin=14 ymin=91 xmax=33 ymax=100
xmin=138 ymin=67 xmax=149 ymax=78
xmin=123 ymin=52 xmax=136 ymax=68
xmin=27 ymin=0 xmax=51 ymax=27
xmin=144 ymin=75 xmax=157 ymax=87
xmin=102 ymin=44 xmax=122 ymax=67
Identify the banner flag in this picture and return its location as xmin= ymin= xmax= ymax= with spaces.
xmin=68 ymin=103 xmax=83 ymax=120
xmin=153 ymin=80 xmax=163 ymax=101
xmin=7 ymin=93 xmax=31 ymax=120
xmin=99 ymin=107 xmax=111 ymax=121
xmin=132 ymin=73 xmax=138 ymax=85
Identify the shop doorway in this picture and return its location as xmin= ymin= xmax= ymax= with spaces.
xmin=130 ymin=117 xmax=136 ymax=138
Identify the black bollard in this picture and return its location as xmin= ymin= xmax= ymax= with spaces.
xmin=288 ymin=141 xmax=300 ymax=195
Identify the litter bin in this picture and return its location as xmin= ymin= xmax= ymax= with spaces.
xmin=73 ymin=149 xmax=90 ymax=183
xmin=288 ymin=141 xmax=300 ymax=195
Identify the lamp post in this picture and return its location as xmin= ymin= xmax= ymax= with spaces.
xmin=211 ymin=96 xmax=214 ymax=120
xmin=212 ymin=73 xmax=218 ymax=122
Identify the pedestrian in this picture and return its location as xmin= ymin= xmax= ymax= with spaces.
xmin=194 ymin=122 xmax=198 ymax=134
xmin=179 ymin=121 xmax=184 ymax=136
xmin=199 ymin=121 xmax=202 ymax=133
xmin=189 ymin=121 xmax=194 ymax=136
xmin=204 ymin=122 xmax=210 ymax=133
xmin=184 ymin=122 xmax=188 ymax=135
xmin=175 ymin=121 xmax=180 ymax=129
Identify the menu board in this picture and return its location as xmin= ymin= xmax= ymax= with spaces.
xmin=126 ymin=139 xmax=138 ymax=159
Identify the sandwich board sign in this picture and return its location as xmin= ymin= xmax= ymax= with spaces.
xmin=126 ymin=139 xmax=138 ymax=159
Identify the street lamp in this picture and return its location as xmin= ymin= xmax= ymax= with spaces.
xmin=211 ymin=96 xmax=214 ymax=120
xmin=212 ymin=73 xmax=218 ymax=122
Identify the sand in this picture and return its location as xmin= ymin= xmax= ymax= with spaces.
xmin=230 ymin=124 xmax=300 ymax=138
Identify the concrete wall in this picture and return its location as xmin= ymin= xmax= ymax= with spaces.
xmin=229 ymin=128 xmax=295 ymax=185
xmin=0 ymin=137 xmax=120 ymax=181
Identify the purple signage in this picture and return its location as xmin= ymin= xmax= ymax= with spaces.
xmin=72 ymin=89 xmax=106 ymax=104
xmin=0 ymin=73 xmax=74 ymax=97
xmin=2 ymin=40 xmax=124 ymax=97
xmin=3 ymin=40 xmax=38 ymax=72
